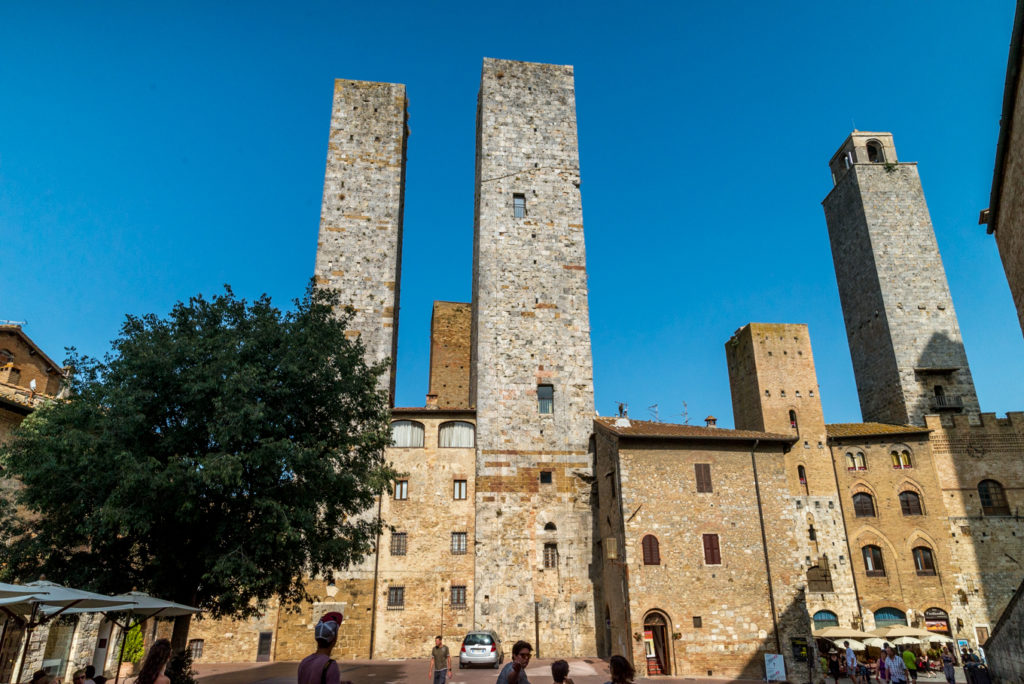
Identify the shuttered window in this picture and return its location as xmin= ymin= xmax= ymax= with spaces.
xmin=702 ymin=533 xmax=721 ymax=565
xmin=641 ymin=535 xmax=661 ymax=565
xmin=695 ymin=463 xmax=712 ymax=493
xmin=899 ymin=491 xmax=923 ymax=515
xmin=852 ymin=493 xmax=875 ymax=517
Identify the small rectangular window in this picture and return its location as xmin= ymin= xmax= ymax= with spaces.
xmin=451 ymin=585 xmax=467 ymax=608
xmin=451 ymin=532 xmax=468 ymax=555
xmin=513 ymin=193 xmax=526 ymax=218
xmin=702 ymin=533 xmax=721 ymax=565
xmin=395 ymin=479 xmax=408 ymax=500
xmin=695 ymin=463 xmax=712 ymax=493
xmin=540 ymin=470 xmax=553 ymax=484
xmin=390 ymin=532 xmax=407 ymax=556
xmin=188 ymin=639 xmax=204 ymax=661
xmin=543 ymin=542 xmax=558 ymax=568
xmin=692 ymin=616 xmax=702 ymax=628
xmin=538 ymin=384 xmax=554 ymax=414
xmin=453 ymin=479 xmax=467 ymax=500
xmin=387 ymin=586 xmax=405 ymax=609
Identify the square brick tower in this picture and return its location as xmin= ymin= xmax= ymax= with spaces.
xmin=726 ymin=323 xmax=860 ymax=628
xmin=313 ymin=79 xmax=408 ymax=405
xmin=471 ymin=58 xmax=596 ymax=656
xmin=822 ymin=132 xmax=980 ymax=426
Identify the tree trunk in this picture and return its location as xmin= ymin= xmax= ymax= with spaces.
xmin=170 ymin=614 xmax=192 ymax=655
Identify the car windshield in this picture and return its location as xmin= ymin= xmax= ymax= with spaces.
xmin=464 ymin=633 xmax=494 ymax=646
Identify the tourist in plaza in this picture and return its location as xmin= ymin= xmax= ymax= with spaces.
xmin=298 ymin=612 xmax=350 ymax=684
xmin=844 ymin=642 xmax=857 ymax=683
xmin=901 ymin=646 xmax=918 ymax=683
xmin=497 ymin=641 xmax=532 ymax=684
xmin=429 ymin=636 xmax=451 ymax=684
xmin=827 ymin=651 xmax=841 ymax=684
xmin=551 ymin=660 xmax=573 ymax=684
xmin=941 ymin=646 xmax=956 ymax=684
xmin=884 ymin=645 xmax=909 ymax=684
xmin=135 ymin=638 xmax=172 ymax=684
xmin=605 ymin=655 xmax=635 ymax=684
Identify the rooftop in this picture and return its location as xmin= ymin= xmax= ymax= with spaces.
xmin=594 ymin=416 xmax=794 ymax=443
xmin=826 ymin=422 xmax=931 ymax=439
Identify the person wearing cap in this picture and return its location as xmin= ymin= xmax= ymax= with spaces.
xmin=298 ymin=611 xmax=350 ymax=684
xmin=428 ymin=636 xmax=451 ymax=684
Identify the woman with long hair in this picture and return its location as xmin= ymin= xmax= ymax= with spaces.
xmin=135 ymin=638 xmax=172 ymax=684
xmin=606 ymin=655 xmax=635 ymax=684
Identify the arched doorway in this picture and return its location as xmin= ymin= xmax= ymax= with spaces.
xmin=643 ymin=611 xmax=672 ymax=676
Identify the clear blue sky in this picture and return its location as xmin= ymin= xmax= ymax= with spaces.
xmin=2 ymin=1 xmax=1021 ymax=426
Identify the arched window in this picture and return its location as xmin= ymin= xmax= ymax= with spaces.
xmin=798 ymin=465 xmax=807 ymax=486
xmin=979 ymin=479 xmax=1011 ymax=516
xmin=862 ymin=545 xmax=885 ymax=576
xmin=391 ymin=420 xmax=424 ymax=448
xmin=913 ymin=546 xmax=936 ymax=575
xmin=866 ymin=141 xmax=885 ymax=163
xmin=846 ymin=452 xmax=856 ymax=470
xmin=544 ymin=522 xmax=557 ymax=531
xmin=812 ymin=610 xmax=839 ymax=629
xmin=891 ymin=450 xmax=912 ymax=469
xmin=642 ymin=535 xmax=661 ymax=565
xmin=854 ymin=452 xmax=866 ymax=469
xmin=789 ymin=410 xmax=798 ymax=431
xmin=852 ymin=493 xmax=876 ymax=517
xmin=438 ymin=421 xmax=475 ymax=448
xmin=873 ymin=607 xmax=907 ymax=628
xmin=899 ymin=491 xmax=923 ymax=515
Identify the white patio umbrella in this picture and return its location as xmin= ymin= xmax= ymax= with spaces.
xmin=893 ymin=636 xmax=924 ymax=646
xmin=53 ymin=591 xmax=199 ymax=684
xmin=0 ymin=583 xmax=35 ymax=600
xmin=831 ymin=639 xmax=866 ymax=651
xmin=926 ymin=634 xmax=955 ymax=643
xmin=813 ymin=626 xmax=875 ymax=640
xmin=863 ymin=637 xmax=889 ymax=648
xmin=0 ymin=580 xmax=125 ymax=684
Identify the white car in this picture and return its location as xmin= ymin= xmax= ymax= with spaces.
xmin=459 ymin=630 xmax=503 ymax=669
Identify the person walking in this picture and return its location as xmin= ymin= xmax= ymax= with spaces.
xmin=551 ymin=660 xmax=574 ymax=684
xmin=885 ymin=646 xmax=909 ymax=684
xmin=844 ymin=642 xmax=858 ymax=684
xmin=604 ymin=656 xmax=635 ymax=684
xmin=298 ymin=612 xmax=352 ymax=684
xmin=941 ymin=646 xmax=956 ymax=684
xmin=828 ymin=651 xmax=841 ymax=684
xmin=901 ymin=647 xmax=918 ymax=684
xmin=429 ymin=636 xmax=452 ymax=684
xmin=497 ymin=641 xmax=533 ymax=684
xmin=134 ymin=639 xmax=172 ymax=684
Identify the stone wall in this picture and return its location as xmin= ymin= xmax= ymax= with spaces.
xmin=983 ymin=574 xmax=1024 ymax=684
xmin=471 ymin=58 xmax=596 ymax=656
xmin=822 ymin=134 xmax=979 ymax=426
xmin=428 ymin=302 xmax=472 ymax=409
xmin=313 ymin=79 xmax=408 ymax=403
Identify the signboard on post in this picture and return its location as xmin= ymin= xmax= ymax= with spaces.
xmin=765 ymin=653 xmax=786 ymax=682
xmin=791 ymin=637 xmax=808 ymax=662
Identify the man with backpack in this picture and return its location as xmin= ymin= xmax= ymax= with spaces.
xmin=299 ymin=612 xmax=352 ymax=684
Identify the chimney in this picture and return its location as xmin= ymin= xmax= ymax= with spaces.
xmin=425 ymin=393 xmax=439 ymax=408
xmin=705 ymin=416 xmax=717 ymax=428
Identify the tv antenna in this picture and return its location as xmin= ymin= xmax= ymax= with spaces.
xmin=648 ymin=403 xmax=659 ymax=422
xmin=681 ymin=401 xmax=689 ymax=425
xmin=615 ymin=402 xmax=628 ymax=418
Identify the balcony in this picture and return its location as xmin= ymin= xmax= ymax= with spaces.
xmin=930 ymin=394 xmax=964 ymax=410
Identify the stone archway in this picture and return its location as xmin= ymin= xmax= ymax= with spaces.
xmin=642 ymin=610 xmax=672 ymax=676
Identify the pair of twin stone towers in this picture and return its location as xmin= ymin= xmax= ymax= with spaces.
xmin=313 ymin=58 xmax=980 ymax=651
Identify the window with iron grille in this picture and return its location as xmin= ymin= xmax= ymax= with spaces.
xmin=543 ymin=543 xmax=558 ymax=568
xmin=702 ymin=534 xmax=721 ymax=565
xmin=188 ymin=639 xmax=204 ymax=661
xmin=852 ymin=493 xmax=876 ymax=517
xmin=451 ymin=585 xmax=467 ymax=608
xmin=979 ymin=479 xmax=1011 ymax=516
xmin=395 ymin=479 xmax=408 ymax=500
xmin=513 ymin=194 xmax=526 ymax=218
xmin=390 ymin=532 xmax=407 ymax=556
xmin=451 ymin=532 xmax=467 ymax=555
xmin=863 ymin=545 xmax=885 ymax=577
xmin=387 ymin=586 xmax=404 ymax=609
xmin=695 ymin=463 xmax=712 ymax=493
xmin=538 ymin=384 xmax=554 ymax=414
xmin=913 ymin=546 xmax=936 ymax=575
xmin=453 ymin=479 xmax=467 ymax=500
xmin=641 ymin=535 xmax=660 ymax=565
xmin=899 ymin=491 xmax=923 ymax=516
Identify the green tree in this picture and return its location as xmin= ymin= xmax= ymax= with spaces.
xmin=0 ymin=284 xmax=395 ymax=652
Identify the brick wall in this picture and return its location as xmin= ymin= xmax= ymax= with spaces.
xmin=428 ymin=302 xmax=472 ymax=409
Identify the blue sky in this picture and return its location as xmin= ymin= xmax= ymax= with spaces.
xmin=2 ymin=2 xmax=1021 ymax=426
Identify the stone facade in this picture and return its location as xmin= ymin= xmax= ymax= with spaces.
xmin=822 ymin=132 xmax=980 ymax=427
xmin=427 ymin=302 xmax=472 ymax=409
xmin=593 ymin=418 xmax=813 ymax=680
xmin=983 ymin=572 xmax=1024 ymax=683
xmin=313 ymin=79 xmax=408 ymax=403
xmin=471 ymin=58 xmax=596 ymax=657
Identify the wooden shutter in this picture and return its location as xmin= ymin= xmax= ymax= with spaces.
xmin=642 ymin=535 xmax=660 ymax=565
xmin=703 ymin=533 xmax=720 ymax=564
xmin=695 ymin=463 xmax=712 ymax=493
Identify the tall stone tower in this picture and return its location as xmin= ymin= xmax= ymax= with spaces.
xmin=726 ymin=323 xmax=860 ymax=631
xmin=314 ymin=79 xmax=408 ymax=404
xmin=471 ymin=58 xmax=596 ymax=656
xmin=822 ymin=132 xmax=979 ymax=426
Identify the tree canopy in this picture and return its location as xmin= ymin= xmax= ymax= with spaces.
xmin=0 ymin=284 xmax=395 ymax=645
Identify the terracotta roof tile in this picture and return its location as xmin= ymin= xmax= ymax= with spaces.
xmin=594 ymin=417 xmax=794 ymax=442
xmin=826 ymin=422 xmax=931 ymax=438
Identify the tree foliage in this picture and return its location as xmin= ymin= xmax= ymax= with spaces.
xmin=0 ymin=284 xmax=395 ymax=629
